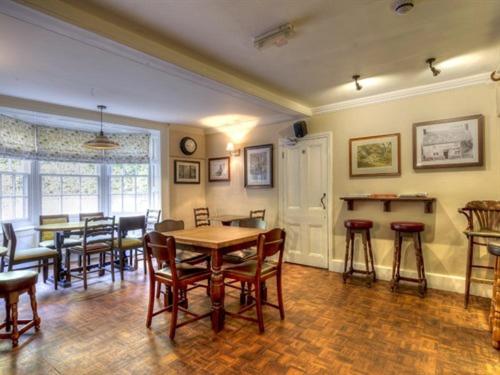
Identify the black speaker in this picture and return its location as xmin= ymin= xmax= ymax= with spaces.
xmin=293 ymin=121 xmax=308 ymax=138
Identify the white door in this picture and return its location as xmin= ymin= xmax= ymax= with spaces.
xmin=280 ymin=135 xmax=330 ymax=268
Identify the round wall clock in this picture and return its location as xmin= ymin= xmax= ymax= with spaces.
xmin=180 ymin=136 xmax=197 ymax=155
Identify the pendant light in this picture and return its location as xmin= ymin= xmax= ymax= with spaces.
xmin=83 ymin=105 xmax=120 ymax=150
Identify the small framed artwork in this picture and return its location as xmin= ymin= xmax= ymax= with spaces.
xmin=349 ymin=133 xmax=401 ymax=177
xmin=413 ymin=114 xmax=484 ymax=169
xmin=244 ymin=144 xmax=273 ymax=188
xmin=174 ymin=160 xmax=200 ymax=184
xmin=208 ymin=157 xmax=230 ymax=182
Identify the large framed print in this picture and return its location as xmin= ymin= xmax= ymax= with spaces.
xmin=413 ymin=115 xmax=484 ymax=169
xmin=174 ymin=160 xmax=200 ymax=184
xmin=208 ymin=157 xmax=230 ymax=182
xmin=349 ymin=133 xmax=401 ymax=177
xmin=244 ymin=144 xmax=273 ymax=188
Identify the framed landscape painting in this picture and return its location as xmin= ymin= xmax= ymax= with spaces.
xmin=174 ymin=160 xmax=200 ymax=184
xmin=413 ymin=115 xmax=484 ymax=169
xmin=349 ymin=133 xmax=401 ymax=177
xmin=208 ymin=157 xmax=230 ymax=182
xmin=244 ymin=144 xmax=273 ymax=188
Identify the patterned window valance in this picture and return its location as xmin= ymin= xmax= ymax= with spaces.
xmin=0 ymin=115 xmax=150 ymax=163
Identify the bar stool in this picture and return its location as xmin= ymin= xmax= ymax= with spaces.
xmin=390 ymin=222 xmax=427 ymax=297
xmin=343 ymin=219 xmax=376 ymax=286
xmin=0 ymin=270 xmax=40 ymax=347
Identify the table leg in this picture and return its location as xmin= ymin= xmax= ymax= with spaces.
xmin=52 ymin=232 xmax=71 ymax=288
xmin=491 ymin=257 xmax=500 ymax=349
xmin=210 ymin=250 xmax=225 ymax=332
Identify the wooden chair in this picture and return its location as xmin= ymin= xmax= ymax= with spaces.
xmin=146 ymin=209 xmax=162 ymax=232
xmin=0 ymin=270 xmax=40 ymax=347
xmin=39 ymin=214 xmax=81 ymax=249
xmin=223 ymin=228 xmax=286 ymax=333
xmin=144 ymin=232 xmax=211 ymax=339
xmin=65 ymin=216 xmax=115 ymax=290
xmin=249 ymin=209 xmax=266 ymax=220
xmin=459 ymin=201 xmax=500 ymax=308
xmin=193 ymin=207 xmax=210 ymax=227
xmin=1 ymin=223 xmax=58 ymax=290
xmin=113 ymin=216 xmax=146 ymax=279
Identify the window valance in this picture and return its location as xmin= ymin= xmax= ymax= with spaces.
xmin=0 ymin=115 xmax=150 ymax=163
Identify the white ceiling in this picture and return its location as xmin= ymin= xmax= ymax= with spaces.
xmin=84 ymin=0 xmax=500 ymax=107
xmin=0 ymin=1 xmax=301 ymax=127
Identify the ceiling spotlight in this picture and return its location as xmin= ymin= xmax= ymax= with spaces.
xmin=254 ymin=23 xmax=295 ymax=49
xmin=352 ymin=75 xmax=362 ymax=91
xmin=426 ymin=58 xmax=441 ymax=77
xmin=391 ymin=0 xmax=415 ymax=15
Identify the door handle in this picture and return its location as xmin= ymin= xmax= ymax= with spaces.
xmin=320 ymin=193 xmax=326 ymax=209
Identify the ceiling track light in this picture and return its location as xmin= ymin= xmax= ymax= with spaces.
xmin=254 ymin=23 xmax=295 ymax=49
xmin=426 ymin=58 xmax=441 ymax=77
xmin=352 ymin=75 xmax=362 ymax=91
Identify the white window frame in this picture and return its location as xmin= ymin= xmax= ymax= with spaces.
xmin=108 ymin=163 xmax=151 ymax=215
xmin=0 ymin=159 xmax=31 ymax=224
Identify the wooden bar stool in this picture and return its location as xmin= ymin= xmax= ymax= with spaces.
xmin=390 ymin=222 xmax=427 ymax=297
xmin=0 ymin=270 xmax=40 ymax=347
xmin=487 ymin=242 xmax=500 ymax=349
xmin=343 ymin=219 xmax=376 ymax=287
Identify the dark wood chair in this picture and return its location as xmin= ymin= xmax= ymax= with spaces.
xmin=66 ymin=216 xmax=115 ymax=290
xmin=0 ymin=270 xmax=40 ymax=347
xmin=249 ymin=209 xmax=266 ymax=220
xmin=113 ymin=216 xmax=146 ymax=279
xmin=146 ymin=209 xmax=162 ymax=232
xmin=459 ymin=201 xmax=500 ymax=308
xmin=144 ymin=232 xmax=211 ymax=339
xmin=194 ymin=207 xmax=210 ymax=227
xmin=223 ymin=228 xmax=286 ymax=333
xmin=1 ymin=223 xmax=58 ymax=290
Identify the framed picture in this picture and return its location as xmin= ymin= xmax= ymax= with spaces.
xmin=349 ymin=133 xmax=401 ymax=177
xmin=208 ymin=157 xmax=230 ymax=182
xmin=413 ymin=114 xmax=484 ymax=169
xmin=174 ymin=160 xmax=200 ymax=184
xmin=244 ymin=144 xmax=273 ymax=188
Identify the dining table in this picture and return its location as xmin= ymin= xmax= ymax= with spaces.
xmin=209 ymin=215 xmax=251 ymax=226
xmin=163 ymin=225 xmax=265 ymax=332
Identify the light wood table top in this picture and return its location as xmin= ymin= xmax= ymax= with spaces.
xmin=35 ymin=221 xmax=115 ymax=232
xmin=163 ymin=226 xmax=264 ymax=249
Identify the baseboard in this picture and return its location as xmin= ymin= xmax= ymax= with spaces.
xmin=329 ymin=259 xmax=491 ymax=298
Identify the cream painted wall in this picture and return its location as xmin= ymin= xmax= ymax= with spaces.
xmin=205 ymin=122 xmax=293 ymax=227
xmin=309 ymin=83 xmax=500 ymax=295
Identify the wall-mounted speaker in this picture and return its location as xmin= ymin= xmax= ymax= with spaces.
xmin=293 ymin=121 xmax=308 ymax=138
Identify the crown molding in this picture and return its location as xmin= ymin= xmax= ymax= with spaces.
xmin=312 ymin=73 xmax=492 ymax=115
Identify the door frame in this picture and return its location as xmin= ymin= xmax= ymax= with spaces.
xmin=278 ymin=131 xmax=333 ymax=269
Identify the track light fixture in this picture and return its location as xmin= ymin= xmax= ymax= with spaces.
xmin=426 ymin=58 xmax=441 ymax=77
xmin=352 ymin=75 xmax=362 ymax=91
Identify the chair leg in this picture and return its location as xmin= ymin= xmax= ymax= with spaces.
xmin=119 ymin=251 xmax=125 ymax=281
xmin=29 ymin=285 xmax=41 ymax=331
xmin=11 ymin=300 xmax=19 ymax=347
xmin=143 ymin=249 xmax=147 ymax=275
xmin=169 ymin=287 xmax=179 ymax=340
xmin=239 ymin=282 xmax=246 ymax=305
xmin=110 ymin=250 xmax=115 ymax=283
xmin=78 ymin=255 xmax=82 ymax=270
xmin=43 ymin=259 xmax=48 ymax=283
xmin=134 ymin=249 xmax=138 ymax=271
xmin=361 ymin=231 xmax=372 ymax=287
xmin=254 ymin=281 xmax=265 ymax=333
xmin=5 ymin=300 xmax=11 ymax=332
xmin=366 ymin=230 xmax=376 ymax=281
xmin=0 ymin=256 xmax=5 ymax=272
xmin=83 ymin=252 xmax=88 ymax=290
xmin=53 ymin=255 xmax=58 ymax=290
xmin=146 ymin=280 xmax=155 ymax=328
xmin=464 ymin=236 xmax=474 ymax=308
xmin=65 ymin=249 xmax=72 ymax=284
xmin=156 ymin=282 xmax=161 ymax=298
xmin=276 ymin=272 xmax=285 ymax=320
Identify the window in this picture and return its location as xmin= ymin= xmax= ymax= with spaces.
xmin=0 ymin=158 xmax=30 ymax=221
xmin=40 ymin=161 xmax=100 ymax=215
xmin=110 ymin=164 xmax=149 ymax=215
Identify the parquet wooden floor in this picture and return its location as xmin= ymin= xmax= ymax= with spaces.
xmin=0 ymin=263 xmax=498 ymax=375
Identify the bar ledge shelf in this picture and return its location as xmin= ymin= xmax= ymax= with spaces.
xmin=340 ymin=196 xmax=436 ymax=214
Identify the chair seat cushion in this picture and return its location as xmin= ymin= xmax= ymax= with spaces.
xmin=39 ymin=238 xmax=82 ymax=249
xmin=113 ymin=238 xmax=143 ymax=250
xmin=69 ymin=243 xmax=111 ymax=253
xmin=0 ymin=270 xmax=38 ymax=293
xmin=156 ymin=263 xmax=210 ymax=281
xmin=464 ymin=230 xmax=500 ymax=238
xmin=0 ymin=246 xmax=7 ymax=257
xmin=223 ymin=260 xmax=276 ymax=279
xmin=14 ymin=247 xmax=57 ymax=261
xmin=223 ymin=249 xmax=257 ymax=264
xmin=488 ymin=241 xmax=500 ymax=256
xmin=390 ymin=222 xmax=425 ymax=232
xmin=176 ymin=250 xmax=209 ymax=264
xmin=344 ymin=219 xmax=373 ymax=229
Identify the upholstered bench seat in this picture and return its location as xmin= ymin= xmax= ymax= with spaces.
xmin=13 ymin=247 xmax=57 ymax=262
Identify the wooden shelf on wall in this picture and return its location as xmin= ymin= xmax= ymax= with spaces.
xmin=340 ymin=196 xmax=436 ymax=214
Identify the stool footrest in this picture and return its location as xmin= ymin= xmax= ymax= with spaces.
xmin=398 ymin=276 xmax=425 ymax=284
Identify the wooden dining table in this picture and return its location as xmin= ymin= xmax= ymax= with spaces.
xmin=163 ymin=226 xmax=265 ymax=332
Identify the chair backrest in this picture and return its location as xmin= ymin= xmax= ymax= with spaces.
xmin=80 ymin=212 xmax=104 ymax=221
xmin=1 ymin=222 xmax=17 ymax=260
xmin=146 ymin=209 xmax=162 ymax=231
xmin=256 ymin=228 xmax=286 ymax=275
xmin=194 ymin=207 xmax=210 ymax=227
xmin=249 ymin=209 xmax=266 ymax=220
xmin=233 ymin=218 xmax=267 ymax=229
xmin=155 ymin=219 xmax=184 ymax=232
xmin=82 ymin=216 xmax=115 ymax=249
xmin=118 ymin=215 xmax=146 ymax=244
xmin=39 ymin=214 xmax=69 ymax=242
xmin=459 ymin=201 xmax=500 ymax=232
xmin=143 ymin=231 xmax=178 ymax=284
